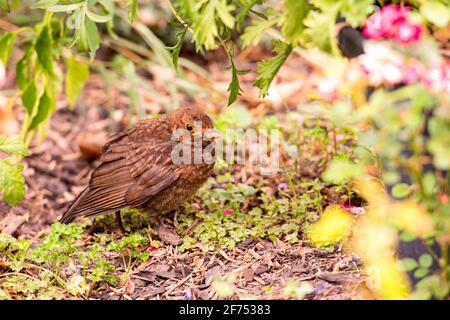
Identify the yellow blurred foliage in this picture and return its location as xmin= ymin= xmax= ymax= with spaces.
xmin=365 ymin=259 xmax=411 ymax=299
xmin=307 ymin=205 xmax=354 ymax=247
xmin=390 ymin=200 xmax=435 ymax=238
xmin=352 ymin=216 xmax=398 ymax=261
xmin=307 ymin=168 xmax=440 ymax=299
xmin=350 ymin=212 xmax=411 ymax=299
xmin=349 ymin=182 xmax=434 ymax=299
xmin=352 ymin=176 xmax=388 ymax=207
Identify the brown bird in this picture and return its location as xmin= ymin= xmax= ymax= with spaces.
xmin=60 ymin=106 xmax=215 ymax=229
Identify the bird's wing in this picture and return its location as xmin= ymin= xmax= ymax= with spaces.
xmin=122 ymin=141 xmax=182 ymax=207
xmin=60 ymin=138 xmax=180 ymax=222
xmin=91 ymin=139 xmax=181 ymax=207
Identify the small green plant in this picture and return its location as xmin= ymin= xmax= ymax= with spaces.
xmin=0 ymin=136 xmax=28 ymax=206
xmin=107 ymin=233 xmax=149 ymax=275
xmin=0 ymin=225 xmax=150 ymax=298
xmin=177 ymin=172 xmax=334 ymax=252
xmin=29 ymin=223 xmax=84 ymax=265
xmin=0 ymin=233 xmax=31 ymax=271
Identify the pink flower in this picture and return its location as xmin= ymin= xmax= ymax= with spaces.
xmin=364 ymin=5 xmax=408 ymax=39
xmin=317 ymin=77 xmax=339 ymax=101
xmin=363 ymin=12 xmax=386 ymax=39
xmin=358 ymin=42 xmax=404 ymax=86
xmin=422 ymin=63 xmax=450 ymax=94
xmin=394 ymin=23 xmax=422 ymax=45
xmin=277 ymin=183 xmax=288 ymax=191
xmin=224 ymin=209 xmax=233 ymax=216
xmin=380 ymin=4 xmax=410 ymax=27
xmin=357 ymin=41 xmax=431 ymax=86
xmin=363 ymin=5 xmax=422 ymax=45
xmin=403 ymin=62 xmax=424 ymax=84
xmin=381 ymin=64 xmax=403 ymax=84
xmin=146 ymin=245 xmax=156 ymax=252
xmin=341 ymin=204 xmax=366 ymax=215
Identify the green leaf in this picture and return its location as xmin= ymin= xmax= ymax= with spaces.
xmin=16 ymin=48 xmax=33 ymax=90
xmin=421 ymin=1 xmax=450 ymax=28
xmin=65 ymin=55 xmax=89 ymax=108
xmin=310 ymin=0 xmax=336 ymax=10
xmin=301 ymin=7 xmax=338 ymax=53
xmin=427 ymin=117 xmax=450 ymax=170
xmin=322 ymin=158 xmax=365 ymax=184
xmin=0 ymin=0 xmax=10 ymax=12
xmin=422 ymin=172 xmax=437 ymax=196
xmin=236 ymin=0 xmax=261 ymax=32
xmin=21 ymin=80 xmax=39 ymax=115
xmin=391 ymin=183 xmax=412 ymax=199
xmin=0 ymin=136 xmax=28 ymax=156
xmin=418 ymin=254 xmax=433 ymax=269
xmin=31 ymin=0 xmax=59 ymax=9
xmin=0 ymin=157 xmax=25 ymax=206
xmin=176 ymin=0 xmax=196 ymax=22
xmin=399 ymin=231 xmax=416 ymax=242
xmin=128 ymin=0 xmax=139 ymax=21
xmin=281 ymin=0 xmax=311 ymax=46
xmin=254 ymin=41 xmax=292 ymax=97
xmin=193 ymin=0 xmax=235 ymax=50
xmin=414 ymin=267 xmax=429 ymax=279
xmin=169 ymin=29 xmax=187 ymax=72
xmin=340 ymin=0 xmax=373 ymax=27
xmin=215 ymin=0 xmax=235 ymax=29
xmin=29 ymin=90 xmax=54 ymax=130
xmin=0 ymin=32 xmax=16 ymax=65
xmin=400 ymin=258 xmax=418 ymax=272
xmin=84 ymin=17 xmax=100 ymax=59
xmin=85 ymin=8 xmax=112 ymax=23
xmin=35 ymin=25 xmax=54 ymax=75
xmin=97 ymin=0 xmax=114 ymax=13
xmin=47 ymin=3 xmax=84 ymax=12
xmin=77 ymin=20 xmax=90 ymax=53
xmin=241 ymin=18 xmax=277 ymax=49
xmin=226 ymin=60 xmax=246 ymax=106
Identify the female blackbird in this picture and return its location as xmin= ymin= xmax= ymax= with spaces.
xmin=60 ymin=106 xmax=215 ymax=227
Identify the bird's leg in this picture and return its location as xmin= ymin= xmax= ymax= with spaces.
xmin=147 ymin=213 xmax=167 ymax=227
xmin=115 ymin=211 xmax=126 ymax=233
xmin=147 ymin=213 xmax=159 ymax=227
xmin=157 ymin=215 xmax=167 ymax=227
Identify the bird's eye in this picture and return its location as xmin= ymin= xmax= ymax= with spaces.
xmin=186 ymin=124 xmax=193 ymax=131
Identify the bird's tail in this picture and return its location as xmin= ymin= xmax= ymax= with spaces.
xmin=59 ymin=187 xmax=91 ymax=224
xmin=59 ymin=186 xmax=127 ymax=224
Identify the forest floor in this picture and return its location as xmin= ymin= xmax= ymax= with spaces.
xmin=0 ymin=46 xmax=368 ymax=300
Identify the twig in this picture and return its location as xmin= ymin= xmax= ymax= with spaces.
xmin=0 ymin=272 xmax=40 ymax=281
xmin=219 ymin=249 xmax=235 ymax=262
xmin=298 ymin=274 xmax=316 ymax=281
xmin=163 ymin=274 xmax=192 ymax=297
xmin=163 ymin=0 xmax=194 ymax=33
